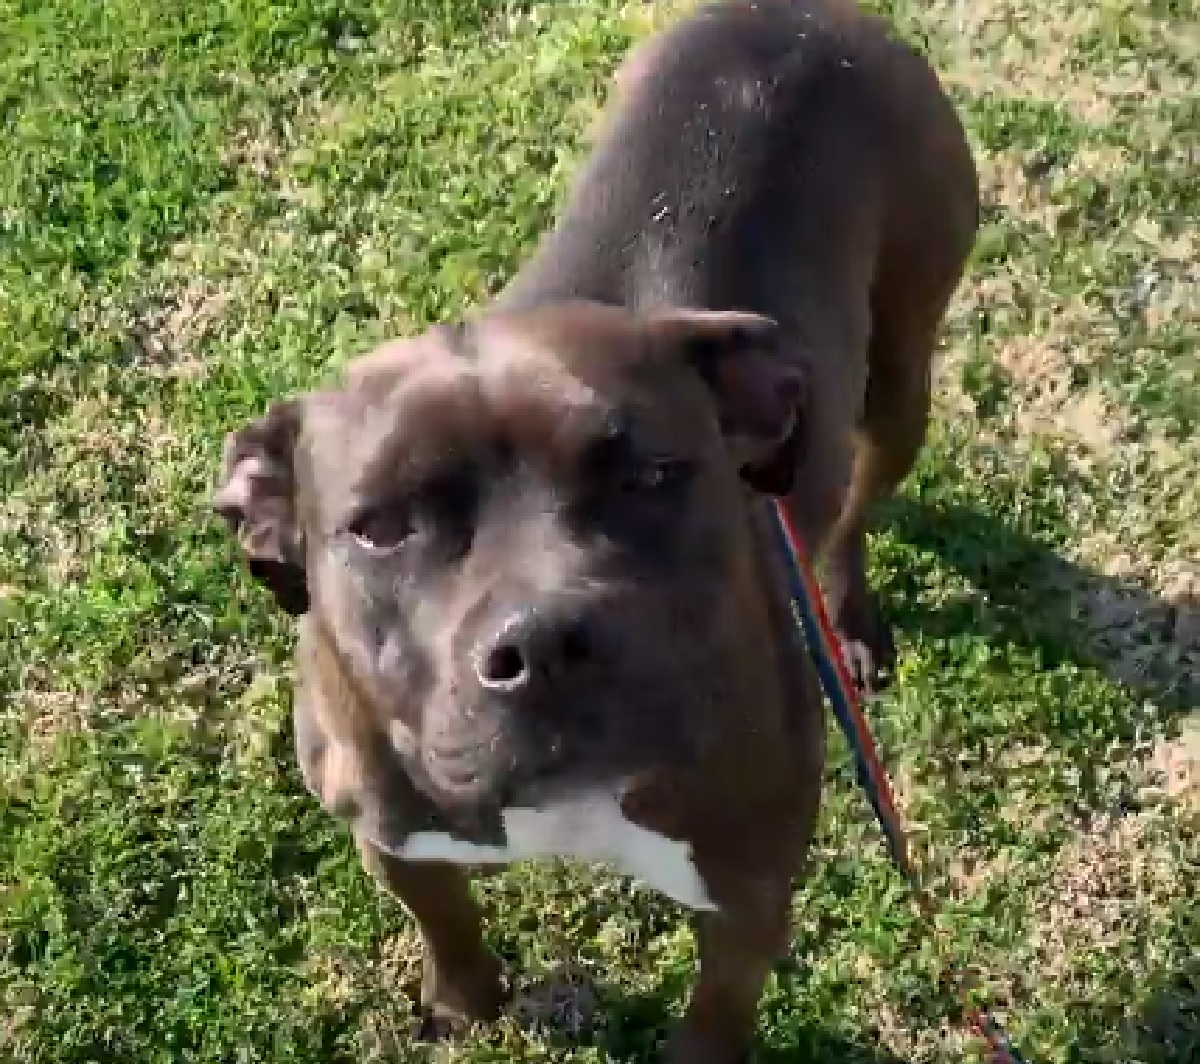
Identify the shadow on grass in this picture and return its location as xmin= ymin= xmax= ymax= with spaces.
xmin=884 ymin=494 xmax=1197 ymax=721
xmin=564 ymin=1002 xmax=909 ymax=1064
xmin=563 ymin=947 xmax=1198 ymax=1064
xmin=1127 ymin=958 xmax=1200 ymax=1064
xmin=755 ymin=1043 xmax=906 ymax=1064
xmin=1063 ymin=956 xmax=1200 ymax=1064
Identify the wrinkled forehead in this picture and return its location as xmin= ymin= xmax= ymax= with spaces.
xmin=473 ymin=311 xmax=707 ymax=453
xmin=300 ymin=313 xmax=715 ymax=500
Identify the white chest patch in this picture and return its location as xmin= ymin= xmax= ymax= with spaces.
xmin=378 ymin=794 xmax=717 ymax=911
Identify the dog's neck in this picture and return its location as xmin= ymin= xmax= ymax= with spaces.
xmin=494 ymin=83 xmax=735 ymax=318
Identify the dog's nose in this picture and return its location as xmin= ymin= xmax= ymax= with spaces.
xmin=474 ymin=608 xmax=594 ymax=694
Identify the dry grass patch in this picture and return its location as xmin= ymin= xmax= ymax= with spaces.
xmin=910 ymin=0 xmax=1195 ymax=123
xmin=21 ymin=690 xmax=91 ymax=752
xmin=993 ymin=335 xmax=1124 ymax=452
xmin=1151 ymin=718 xmax=1200 ymax=811
xmin=130 ymin=279 xmax=233 ymax=381
xmin=1029 ymin=807 xmax=1188 ymax=986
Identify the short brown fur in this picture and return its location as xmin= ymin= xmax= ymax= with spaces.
xmin=214 ymin=2 xmax=978 ymax=1061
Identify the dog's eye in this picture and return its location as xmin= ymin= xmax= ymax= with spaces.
xmin=619 ymin=457 xmax=696 ymax=494
xmin=345 ymin=507 xmax=414 ymax=554
xmin=581 ymin=417 xmax=695 ymax=498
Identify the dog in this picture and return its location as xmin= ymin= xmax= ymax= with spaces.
xmin=213 ymin=1 xmax=978 ymax=1061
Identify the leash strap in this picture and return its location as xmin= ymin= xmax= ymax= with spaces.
xmin=767 ymin=500 xmax=1030 ymax=1064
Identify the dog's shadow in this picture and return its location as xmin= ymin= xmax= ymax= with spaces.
xmin=1038 ymin=955 xmax=1200 ymax=1063
xmin=506 ymin=964 xmax=909 ymax=1064
xmin=1123 ymin=958 xmax=1200 ymax=1063
xmin=881 ymin=494 xmax=1197 ymax=725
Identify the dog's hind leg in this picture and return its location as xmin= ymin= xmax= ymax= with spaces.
xmin=820 ymin=147 xmax=977 ymax=697
xmin=818 ymin=309 xmax=940 ymax=695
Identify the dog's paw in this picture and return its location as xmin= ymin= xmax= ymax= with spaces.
xmin=664 ymin=1029 xmax=756 ymax=1064
xmin=415 ymin=950 xmax=507 ymax=1042
xmin=414 ymin=1007 xmax=468 ymax=1042
xmin=829 ymin=594 xmax=896 ymax=699
xmin=413 ymin=987 xmax=507 ymax=1043
xmin=835 ymin=634 xmax=893 ymax=700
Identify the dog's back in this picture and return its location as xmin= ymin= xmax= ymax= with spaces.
xmin=503 ymin=0 xmax=979 ymax=693
xmin=503 ymin=0 xmax=977 ymax=333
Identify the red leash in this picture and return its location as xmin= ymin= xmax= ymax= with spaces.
xmin=768 ymin=500 xmax=1031 ymax=1064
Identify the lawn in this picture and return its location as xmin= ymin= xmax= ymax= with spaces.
xmin=0 ymin=0 xmax=1196 ymax=1061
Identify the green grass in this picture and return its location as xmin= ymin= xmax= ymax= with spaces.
xmin=2 ymin=0 xmax=1197 ymax=1061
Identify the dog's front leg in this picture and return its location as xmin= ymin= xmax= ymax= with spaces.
xmin=668 ymin=874 xmax=793 ymax=1064
xmin=357 ymin=839 xmax=507 ymax=1037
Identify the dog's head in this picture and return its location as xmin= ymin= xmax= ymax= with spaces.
xmin=215 ymin=301 xmax=806 ymax=821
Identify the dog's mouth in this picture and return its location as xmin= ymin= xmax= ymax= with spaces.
xmin=411 ymin=677 xmax=704 ymax=813
xmin=421 ymin=736 xmax=504 ymax=797
xmin=418 ymin=727 xmax=637 ymax=813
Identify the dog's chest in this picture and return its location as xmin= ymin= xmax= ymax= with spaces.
xmin=389 ymin=796 xmax=717 ymax=911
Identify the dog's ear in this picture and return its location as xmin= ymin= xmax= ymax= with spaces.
xmin=649 ymin=309 xmax=807 ymax=495
xmin=212 ymin=399 xmax=309 ymax=615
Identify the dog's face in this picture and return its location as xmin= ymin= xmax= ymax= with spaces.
xmin=215 ymin=302 xmax=805 ymax=819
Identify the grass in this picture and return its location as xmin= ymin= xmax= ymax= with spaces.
xmin=1 ymin=0 xmax=1196 ymax=1061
